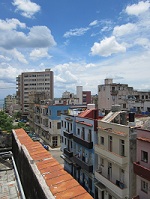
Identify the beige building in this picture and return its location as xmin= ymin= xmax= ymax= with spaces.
xmin=95 ymin=107 xmax=137 ymax=199
xmin=98 ymin=78 xmax=150 ymax=113
xmin=4 ymin=94 xmax=19 ymax=115
xmin=16 ymin=69 xmax=54 ymax=115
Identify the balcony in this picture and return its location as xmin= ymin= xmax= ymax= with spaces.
xmin=110 ymin=90 xmax=118 ymax=95
xmin=63 ymin=130 xmax=73 ymax=139
xmin=95 ymin=145 xmax=128 ymax=166
xmin=95 ymin=171 xmax=127 ymax=198
xmin=64 ymin=148 xmax=73 ymax=157
xmin=73 ymin=135 xmax=93 ymax=149
xmin=41 ymin=125 xmax=49 ymax=132
xmin=72 ymin=156 xmax=93 ymax=173
xmin=134 ymin=162 xmax=150 ymax=181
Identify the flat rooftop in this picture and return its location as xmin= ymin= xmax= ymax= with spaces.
xmin=0 ymin=152 xmax=21 ymax=199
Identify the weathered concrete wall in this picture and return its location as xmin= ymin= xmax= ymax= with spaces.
xmin=12 ymin=131 xmax=54 ymax=199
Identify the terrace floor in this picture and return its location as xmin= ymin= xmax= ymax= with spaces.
xmin=0 ymin=152 xmax=21 ymax=199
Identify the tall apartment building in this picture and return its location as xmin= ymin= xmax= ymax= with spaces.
xmin=98 ymin=78 xmax=150 ymax=113
xmin=16 ymin=69 xmax=54 ymax=115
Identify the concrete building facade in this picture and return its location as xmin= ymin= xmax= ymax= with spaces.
xmin=16 ymin=69 xmax=54 ymax=115
xmin=98 ymin=78 xmax=150 ymax=114
xmin=61 ymin=105 xmax=99 ymax=198
xmin=29 ymin=103 xmax=70 ymax=148
xmin=133 ymin=128 xmax=150 ymax=199
xmin=94 ymin=109 xmax=137 ymax=199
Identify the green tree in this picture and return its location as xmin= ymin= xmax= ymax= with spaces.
xmin=0 ymin=111 xmax=13 ymax=133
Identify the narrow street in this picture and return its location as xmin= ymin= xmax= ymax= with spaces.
xmin=48 ymin=147 xmax=64 ymax=167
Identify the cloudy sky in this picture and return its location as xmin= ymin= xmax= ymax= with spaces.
xmin=0 ymin=0 xmax=150 ymax=99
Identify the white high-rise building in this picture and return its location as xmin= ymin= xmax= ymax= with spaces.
xmin=16 ymin=69 xmax=54 ymax=115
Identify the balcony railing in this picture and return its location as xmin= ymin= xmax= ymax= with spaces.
xmin=134 ymin=162 xmax=150 ymax=181
xmin=64 ymin=148 xmax=73 ymax=157
xmin=40 ymin=124 xmax=49 ymax=132
xmin=63 ymin=130 xmax=73 ymax=139
xmin=72 ymin=155 xmax=93 ymax=173
xmin=73 ymin=135 xmax=93 ymax=149
xmin=110 ymin=90 xmax=118 ymax=95
xmin=95 ymin=145 xmax=128 ymax=166
xmin=95 ymin=170 xmax=127 ymax=198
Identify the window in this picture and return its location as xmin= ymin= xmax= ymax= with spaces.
xmin=49 ymin=122 xmax=51 ymax=128
xmin=101 ymin=158 xmax=104 ymax=167
xmin=141 ymin=151 xmax=148 ymax=163
xmin=88 ymin=129 xmax=92 ymax=142
xmin=100 ymin=136 xmax=104 ymax=145
xmin=52 ymin=136 xmax=57 ymax=147
xmin=123 ymin=104 xmax=126 ymax=108
xmin=120 ymin=139 xmax=125 ymax=156
xmin=77 ymin=128 xmax=80 ymax=135
xmin=57 ymin=122 xmax=61 ymax=129
xmin=65 ymin=121 xmax=66 ymax=128
xmin=108 ymin=195 xmax=112 ymax=199
xmin=61 ymin=136 xmax=63 ymax=143
xmin=120 ymin=169 xmax=124 ymax=183
xmin=57 ymin=110 xmax=61 ymax=116
xmin=71 ymin=123 xmax=72 ymax=131
xmin=108 ymin=136 xmax=112 ymax=152
xmin=141 ymin=180 xmax=148 ymax=193
xmin=61 ymin=120 xmax=63 ymax=127
xmin=81 ymin=127 xmax=85 ymax=140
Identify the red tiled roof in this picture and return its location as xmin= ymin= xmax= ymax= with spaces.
xmin=13 ymin=128 xmax=93 ymax=199
xmin=76 ymin=120 xmax=93 ymax=127
xmin=78 ymin=109 xmax=94 ymax=117
xmin=137 ymin=137 xmax=150 ymax=143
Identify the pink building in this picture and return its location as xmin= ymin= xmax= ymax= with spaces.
xmin=133 ymin=128 xmax=150 ymax=199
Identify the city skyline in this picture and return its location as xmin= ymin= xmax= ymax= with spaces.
xmin=0 ymin=0 xmax=150 ymax=99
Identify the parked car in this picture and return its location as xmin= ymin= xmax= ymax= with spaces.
xmin=32 ymin=137 xmax=40 ymax=141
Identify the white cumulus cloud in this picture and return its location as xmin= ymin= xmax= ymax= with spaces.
xmin=91 ymin=36 xmax=126 ymax=57
xmin=0 ymin=24 xmax=56 ymax=49
xmin=125 ymin=1 xmax=150 ymax=16
xmin=12 ymin=0 xmax=41 ymax=18
xmin=0 ymin=18 xmax=26 ymax=30
xmin=30 ymin=48 xmax=52 ymax=60
xmin=113 ymin=23 xmax=137 ymax=37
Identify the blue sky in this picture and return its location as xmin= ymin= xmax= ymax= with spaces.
xmin=0 ymin=0 xmax=150 ymax=99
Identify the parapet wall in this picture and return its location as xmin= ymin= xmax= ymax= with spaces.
xmin=12 ymin=128 xmax=93 ymax=199
xmin=12 ymin=129 xmax=54 ymax=199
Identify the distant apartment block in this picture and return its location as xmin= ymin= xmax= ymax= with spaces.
xmin=28 ymin=102 xmax=70 ymax=148
xmin=55 ymin=86 xmax=92 ymax=106
xmin=133 ymin=128 xmax=150 ymax=199
xmin=98 ymin=78 xmax=150 ymax=113
xmin=4 ymin=94 xmax=20 ymax=115
xmin=16 ymin=69 xmax=54 ymax=115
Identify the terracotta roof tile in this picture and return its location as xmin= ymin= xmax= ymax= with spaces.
xmin=49 ymin=178 xmax=79 ymax=195
xmin=46 ymin=173 xmax=72 ymax=187
xmin=54 ymin=185 xmax=87 ymax=198
xmin=43 ymin=169 xmax=67 ymax=180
